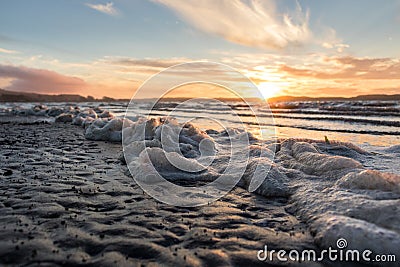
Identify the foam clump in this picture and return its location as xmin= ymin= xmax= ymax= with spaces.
xmin=55 ymin=113 xmax=75 ymax=123
xmin=51 ymin=106 xmax=124 ymax=142
xmin=336 ymin=170 xmax=400 ymax=193
xmin=241 ymin=157 xmax=290 ymax=197
xmin=277 ymin=140 xmax=362 ymax=177
xmin=98 ymin=110 xmax=114 ymax=118
xmin=85 ymin=118 xmax=133 ymax=142
xmin=12 ymin=105 xmax=78 ymax=117
xmin=312 ymin=215 xmax=400 ymax=265
xmin=136 ymin=147 xmax=206 ymax=173
xmin=278 ymin=137 xmax=370 ymax=154
xmin=123 ymin=117 xmax=216 ymax=162
xmin=8 ymin=104 xmax=127 ymax=142
xmin=271 ymin=137 xmax=400 ymax=261
xmin=71 ymin=108 xmax=105 ymax=127
xmin=122 ymin=118 xmax=274 ymax=189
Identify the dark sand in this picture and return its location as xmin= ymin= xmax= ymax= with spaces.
xmin=0 ymin=117 xmax=323 ymax=266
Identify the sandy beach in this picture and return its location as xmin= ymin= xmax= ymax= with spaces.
xmin=0 ymin=103 xmax=399 ymax=267
xmin=0 ymin=116 xmax=323 ymax=266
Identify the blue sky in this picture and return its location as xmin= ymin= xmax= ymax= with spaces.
xmin=1 ymin=0 xmax=236 ymax=60
xmin=0 ymin=0 xmax=399 ymax=98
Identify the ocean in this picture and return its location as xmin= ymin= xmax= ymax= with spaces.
xmin=2 ymin=100 xmax=400 ymax=148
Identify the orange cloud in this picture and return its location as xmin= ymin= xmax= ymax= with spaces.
xmin=100 ymin=57 xmax=190 ymax=76
xmin=154 ymin=0 xmax=311 ymax=49
xmin=0 ymin=64 xmax=87 ymax=94
xmin=280 ymin=56 xmax=400 ymax=80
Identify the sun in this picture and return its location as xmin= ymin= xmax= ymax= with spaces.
xmin=257 ymin=82 xmax=282 ymax=99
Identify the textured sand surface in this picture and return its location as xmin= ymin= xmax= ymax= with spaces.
xmin=0 ymin=117 xmax=322 ymax=266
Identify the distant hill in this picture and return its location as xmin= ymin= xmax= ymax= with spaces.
xmin=1 ymin=88 xmax=399 ymax=103
xmin=267 ymin=94 xmax=400 ymax=103
xmin=0 ymin=89 xmax=117 ymax=102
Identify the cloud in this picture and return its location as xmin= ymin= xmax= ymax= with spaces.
xmin=316 ymin=27 xmax=350 ymax=53
xmin=322 ymin=42 xmax=350 ymax=53
xmin=0 ymin=64 xmax=87 ymax=94
xmin=280 ymin=56 xmax=400 ymax=80
xmin=5 ymin=52 xmax=398 ymax=99
xmin=153 ymin=0 xmax=311 ymax=49
xmin=0 ymin=47 xmax=19 ymax=54
xmin=102 ymin=57 xmax=250 ymax=81
xmin=85 ymin=2 xmax=118 ymax=16
xmin=104 ymin=57 xmax=188 ymax=68
xmin=98 ymin=57 xmax=193 ymax=76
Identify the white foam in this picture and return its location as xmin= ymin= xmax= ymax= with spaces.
xmin=136 ymin=147 xmax=206 ymax=173
xmin=123 ymin=117 xmax=216 ymax=162
xmin=85 ymin=118 xmax=132 ymax=142
xmin=241 ymin=157 xmax=290 ymax=197
xmin=312 ymin=215 xmax=400 ymax=264
xmin=55 ymin=113 xmax=74 ymax=123
xmin=336 ymin=170 xmax=400 ymax=193
xmin=277 ymin=140 xmax=363 ymax=176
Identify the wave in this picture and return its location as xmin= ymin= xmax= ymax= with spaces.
xmin=149 ymin=106 xmax=400 ymax=125
xmin=149 ymin=111 xmax=400 ymax=136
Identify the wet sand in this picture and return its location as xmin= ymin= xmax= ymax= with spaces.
xmin=0 ymin=117 xmax=323 ymax=266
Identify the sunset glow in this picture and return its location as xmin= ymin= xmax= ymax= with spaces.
xmin=257 ymin=82 xmax=283 ymax=99
xmin=0 ymin=1 xmax=399 ymax=99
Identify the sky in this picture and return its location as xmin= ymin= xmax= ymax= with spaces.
xmin=0 ymin=0 xmax=399 ymax=99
